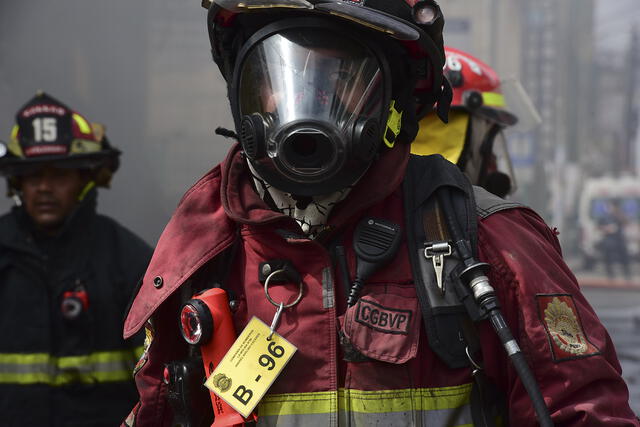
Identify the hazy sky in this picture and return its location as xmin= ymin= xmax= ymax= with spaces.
xmin=596 ymin=0 xmax=640 ymax=54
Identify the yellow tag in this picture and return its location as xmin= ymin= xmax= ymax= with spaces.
xmin=204 ymin=316 xmax=297 ymax=418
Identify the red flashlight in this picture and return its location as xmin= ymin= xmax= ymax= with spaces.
xmin=180 ymin=288 xmax=258 ymax=426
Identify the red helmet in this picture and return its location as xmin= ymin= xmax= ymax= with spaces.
xmin=444 ymin=46 xmax=517 ymax=127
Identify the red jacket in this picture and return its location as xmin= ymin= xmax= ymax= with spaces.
xmin=123 ymin=143 xmax=638 ymax=426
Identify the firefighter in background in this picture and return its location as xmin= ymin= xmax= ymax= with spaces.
xmin=122 ymin=0 xmax=637 ymax=425
xmin=412 ymin=46 xmax=525 ymax=197
xmin=0 ymin=92 xmax=152 ymax=426
xmin=597 ymin=199 xmax=632 ymax=280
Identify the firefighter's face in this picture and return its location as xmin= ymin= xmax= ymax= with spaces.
xmin=19 ymin=166 xmax=89 ymax=233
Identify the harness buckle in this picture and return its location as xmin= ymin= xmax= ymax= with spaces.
xmin=424 ymin=241 xmax=452 ymax=294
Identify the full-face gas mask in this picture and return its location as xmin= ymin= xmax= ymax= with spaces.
xmin=230 ymin=19 xmax=391 ymax=197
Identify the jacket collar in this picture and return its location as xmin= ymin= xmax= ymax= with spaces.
xmin=124 ymin=141 xmax=410 ymax=337
xmin=124 ymin=165 xmax=237 ymax=338
xmin=220 ymin=144 xmax=283 ymax=225
xmin=221 ymin=142 xmax=410 ymax=231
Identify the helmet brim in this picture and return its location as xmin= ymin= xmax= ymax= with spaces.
xmin=0 ymin=149 xmax=120 ymax=177
xmin=450 ymin=105 xmax=518 ymax=128
xmin=314 ymin=2 xmax=420 ymax=41
xmin=476 ymin=106 xmax=518 ymax=127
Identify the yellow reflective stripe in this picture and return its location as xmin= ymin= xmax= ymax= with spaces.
xmin=0 ymin=370 xmax=133 ymax=385
xmin=0 ymin=372 xmax=53 ymax=385
xmin=77 ymin=181 xmax=96 ymax=202
xmin=481 ymin=92 xmax=506 ymax=107
xmin=0 ymin=349 xmax=138 ymax=386
xmin=0 ymin=352 xmax=50 ymax=365
xmin=66 ymin=370 xmax=132 ymax=385
xmin=72 ymin=113 xmax=92 ymax=135
xmin=57 ymin=349 xmax=138 ymax=369
xmin=0 ymin=349 xmax=138 ymax=366
xmin=341 ymin=385 xmax=471 ymax=412
xmin=259 ymin=384 xmax=472 ymax=416
xmin=260 ymin=391 xmax=335 ymax=416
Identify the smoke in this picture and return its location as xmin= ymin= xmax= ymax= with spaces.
xmin=0 ymin=0 xmax=233 ymax=244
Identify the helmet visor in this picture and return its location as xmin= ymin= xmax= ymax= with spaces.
xmin=490 ymin=129 xmax=517 ymax=195
xmin=238 ymin=28 xmax=385 ymax=138
xmin=499 ymin=78 xmax=541 ymax=133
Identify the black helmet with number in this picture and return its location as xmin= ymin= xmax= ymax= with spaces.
xmin=204 ymin=0 xmax=450 ymax=196
xmin=0 ymin=92 xmax=120 ymax=187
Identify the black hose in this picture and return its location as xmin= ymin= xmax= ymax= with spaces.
xmin=488 ymin=309 xmax=552 ymax=426
xmin=437 ymin=187 xmax=553 ymax=427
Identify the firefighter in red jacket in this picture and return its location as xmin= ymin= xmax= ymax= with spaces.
xmin=122 ymin=0 xmax=639 ymax=425
xmin=412 ymin=46 xmax=536 ymax=198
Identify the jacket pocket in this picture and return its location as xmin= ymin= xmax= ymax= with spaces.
xmin=341 ymin=285 xmax=420 ymax=364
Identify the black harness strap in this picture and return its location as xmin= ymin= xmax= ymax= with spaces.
xmin=403 ymin=154 xmax=521 ymax=427
xmin=403 ymin=154 xmax=479 ymax=368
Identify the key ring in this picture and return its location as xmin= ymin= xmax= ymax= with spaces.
xmin=264 ymin=269 xmax=304 ymax=308
xmin=264 ymin=269 xmax=303 ymax=340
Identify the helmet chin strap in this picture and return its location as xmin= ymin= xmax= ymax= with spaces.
xmin=77 ymin=180 xmax=96 ymax=202
xmin=247 ymin=161 xmax=352 ymax=239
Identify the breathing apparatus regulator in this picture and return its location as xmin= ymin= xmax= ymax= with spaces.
xmin=0 ymin=92 xmax=121 ymax=202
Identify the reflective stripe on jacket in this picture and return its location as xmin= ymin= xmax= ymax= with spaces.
xmin=0 ymin=348 xmax=143 ymax=385
xmin=0 ymin=190 xmax=152 ymax=427
xmin=257 ymin=385 xmax=474 ymax=426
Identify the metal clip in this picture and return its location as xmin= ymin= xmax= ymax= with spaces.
xmin=466 ymin=346 xmax=483 ymax=376
xmin=268 ymin=302 xmax=284 ymax=341
xmin=424 ymin=242 xmax=452 ymax=294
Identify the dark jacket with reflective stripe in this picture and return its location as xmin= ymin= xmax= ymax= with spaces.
xmin=0 ymin=190 xmax=152 ymax=427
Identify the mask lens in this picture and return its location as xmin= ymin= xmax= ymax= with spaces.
xmin=238 ymin=28 xmax=383 ymax=133
xmin=234 ymin=23 xmax=388 ymax=195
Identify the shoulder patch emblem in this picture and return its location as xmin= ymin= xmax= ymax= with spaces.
xmin=536 ymin=294 xmax=600 ymax=362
